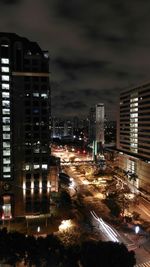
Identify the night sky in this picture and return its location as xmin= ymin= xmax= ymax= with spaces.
xmin=0 ymin=0 xmax=150 ymax=120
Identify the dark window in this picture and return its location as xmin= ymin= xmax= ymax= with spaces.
xmin=26 ymin=173 xmax=31 ymax=179
xmin=34 ymin=173 xmax=39 ymax=179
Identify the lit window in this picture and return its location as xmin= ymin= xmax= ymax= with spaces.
xmin=3 ymin=174 xmax=11 ymax=178
xmin=2 ymin=109 xmax=10 ymax=115
xmin=3 ymin=142 xmax=10 ymax=148
xmin=2 ymin=92 xmax=10 ymax=98
xmin=1 ymin=58 xmax=9 ymax=64
xmin=3 ymin=149 xmax=10 ymax=156
xmin=130 ymin=113 xmax=137 ymax=118
xmin=42 ymin=164 xmax=47 ymax=170
xmin=131 ymin=108 xmax=138 ymax=112
xmin=3 ymin=166 xmax=11 ymax=172
xmin=2 ymin=75 xmax=9 ymax=81
xmin=33 ymin=93 xmax=39 ymax=97
xmin=44 ymin=52 xmax=49 ymax=58
xmin=25 ymin=165 xmax=30 ymax=171
xmin=34 ymin=148 xmax=40 ymax=153
xmin=3 ymin=158 xmax=10 ymax=164
xmin=2 ymin=83 xmax=9 ymax=90
xmin=2 ymin=100 xmax=10 ymax=107
xmin=33 ymin=164 xmax=40 ymax=169
xmin=1 ymin=44 xmax=9 ymax=47
xmin=1 ymin=67 xmax=9 ymax=72
xmin=2 ymin=203 xmax=12 ymax=219
xmin=41 ymin=93 xmax=48 ymax=99
xmin=3 ymin=125 xmax=10 ymax=131
xmin=3 ymin=133 xmax=10 ymax=139
xmin=3 ymin=117 xmax=10 ymax=124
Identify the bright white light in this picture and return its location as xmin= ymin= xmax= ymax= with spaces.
xmin=34 ymin=164 xmax=39 ymax=169
xmin=90 ymin=210 xmax=119 ymax=243
xmin=1 ymin=58 xmax=9 ymax=64
xmin=135 ymin=226 xmax=140 ymax=234
xmin=1 ymin=67 xmax=9 ymax=72
xmin=47 ymin=181 xmax=51 ymax=188
xmin=82 ymin=180 xmax=90 ymax=185
xmin=2 ymin=84 xmax=10 ymax=90
xmin=2 ymin=75 xmax=9 ymax=81
xmin=39 ymin=181 xmax=42 ymax=188
xmin=37 ymin=226 xmax=41 ymax=233
xmin=31 ymin=181 xmax=34 ymax=189
xmin=69 ymin=179 xmax=75 ymax=189
xmin=23 ymin=182 xmax=26 ymax=190
xmin=42 ymin=164 xmax=47 ymax=169
xmin=59 ymin=220 xmax=73 ymax=232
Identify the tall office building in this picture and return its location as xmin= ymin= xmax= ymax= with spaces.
xmin=88 ymin=103 xmax=105 ymax=159
xmin=95 ymin=103 xmax=105 ymax=147
xmin=117 ymin=83 xmax=150 ymax=192
xmin=0 ymin=33 xmax=51 ymax=219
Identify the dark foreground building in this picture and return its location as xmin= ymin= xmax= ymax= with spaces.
xmin=0 ymin=33 xmax=51 ymax=219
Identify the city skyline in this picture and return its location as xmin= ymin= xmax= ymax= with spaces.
xmin=0 ymin=1 xmax=150 ymax=119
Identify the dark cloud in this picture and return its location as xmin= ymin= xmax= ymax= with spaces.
xmin=55 ymin=57 xmax=109 ymax=71
xmin=63 ymin=101 xmax=87 ymax=110
xmin=0 ymin=0 xmax=150 ymax=119
xmin=0 ymin=0 xmax=20 ymax=4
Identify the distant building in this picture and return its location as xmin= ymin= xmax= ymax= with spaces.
xmin=0 ymin=33 xmax=51 ymax=219
xmin=95 ymin=103 xmax=105 ymax=148
xmin=117 ymin=83 xmax=150 ymax=193
xmin=104 ymin=120 xmax=116 ymax=145
xmin=88 ymin=103 xmax=105 ymax=157
xmin=51 ymin=118 xmax=73 ymax=139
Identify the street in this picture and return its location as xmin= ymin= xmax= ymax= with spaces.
xmin=53 ymin=147 xmax=150 ymax=266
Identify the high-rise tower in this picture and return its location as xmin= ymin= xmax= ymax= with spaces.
xmin=117 ymin=83 xmax=150 ymax=193
xmin=0 ymin=33 xmax=51 ymax=219
xmin=95 ymin=103 xmax=105 ymax=149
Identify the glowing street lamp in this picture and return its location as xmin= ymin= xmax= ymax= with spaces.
xmin=135 ymin=225 xmax=140 ymax=234
xmin=58 ymin=220 xmax=73 ymax=232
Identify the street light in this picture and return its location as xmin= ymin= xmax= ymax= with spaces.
xmin=135 ymin=225 xmax=140 ymax=234
xmin=58 ymin=220 xmax=73 ymax=232
xmin=37 ymin=226 xmax=41 ymax=233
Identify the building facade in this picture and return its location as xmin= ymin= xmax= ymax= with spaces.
xmin=0 ymin=33 xmax=51 ymax=219
xmin=117 ymin=83 xmax=150 ymax=193
xmin=95 ymin=103 xmax=105 ymax=147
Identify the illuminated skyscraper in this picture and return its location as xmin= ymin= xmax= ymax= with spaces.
xmin=95 ymin=103 xmax=105 ymax=148
xmin=117 ymin=84 xmax=150 ymax=158
xmin=88 ymin=103 xmax=105 ymax=159
xmin=0 ymin=33 xmax=51 ymax=219
xmin=117 ymin=83 xmax=150 ymax=193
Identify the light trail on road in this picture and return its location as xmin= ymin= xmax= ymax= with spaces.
xmin=90 ymin=210 xmax=120 ymax=242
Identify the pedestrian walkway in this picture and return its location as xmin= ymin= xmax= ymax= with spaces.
xmin=135 ymin=260 xmax=150 ymax=267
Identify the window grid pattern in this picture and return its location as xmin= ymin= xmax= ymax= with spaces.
xmin=130 ymin=93 xmax=138 ymax=153
xmin=1 ymin=58 xmax=11 ymax=179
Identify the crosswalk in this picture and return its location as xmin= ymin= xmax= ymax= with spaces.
xmin=135 ymin=261 xmax=150 ymax=267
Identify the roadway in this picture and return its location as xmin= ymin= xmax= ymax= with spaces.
xmin=52 ymin=147 xmax=150 ymax=265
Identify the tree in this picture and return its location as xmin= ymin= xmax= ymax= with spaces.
xmin=59 ymin=190 xmax=72 ymax=208
xmin=129 ymin=173 xmax=138 ymax=182
xmin=79 ymin=240 xmax=136 ymax=267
